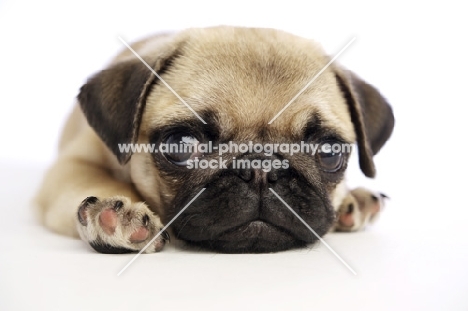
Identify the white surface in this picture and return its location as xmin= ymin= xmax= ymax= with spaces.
xmin=1 ymin=0 xmax=468 ymax=310
xmin=1 ymin=163 xmax=467 ymax=310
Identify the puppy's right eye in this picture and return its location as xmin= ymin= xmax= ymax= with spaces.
xmin=317 ymin=141 xmax=345 ymax=172
xmin=162 ymin=133 xmax=201 ymax=166
xmin=318 ymin=151 xmax=343 ymax=172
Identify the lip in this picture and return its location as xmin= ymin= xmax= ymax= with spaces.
xmin=184 ymin=220 xmax=307 ymax=253
xmin=217 ymin=220 xmax=294 ymax=241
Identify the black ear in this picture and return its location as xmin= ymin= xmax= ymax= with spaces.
xmin=334 ymin=68 xmax=395 ymax=178
xmin=78 ymin=41 xmax=180 ymax=164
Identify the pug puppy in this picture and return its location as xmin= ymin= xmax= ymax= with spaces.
xmin=35 ymin=26 xmax=394 ymax=254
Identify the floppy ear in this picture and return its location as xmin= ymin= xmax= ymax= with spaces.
xmin=334 ymin=68 xmax=395 ymax=178
xmin=78 ymin=41 xmax=180 ymax=164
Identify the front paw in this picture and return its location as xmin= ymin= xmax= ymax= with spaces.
xmin=334 ymin=188 xmax=387 ymax=232
xmin=76 ymin=196 xmax=168 ymax=254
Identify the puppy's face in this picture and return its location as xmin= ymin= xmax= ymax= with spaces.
xmin=79 ymin=27 xmax=394 ymax=253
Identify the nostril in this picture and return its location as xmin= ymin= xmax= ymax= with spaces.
xmin=239 ymin=169 xmax=252 ymax=181
xmin=268 ymin=171 xmax=278 ymax=182
xmin=239 ymin=168 xmax=280 ymax=184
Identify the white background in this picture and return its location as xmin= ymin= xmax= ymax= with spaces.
xmin=1 ymin=0 xmax=467 ymax=310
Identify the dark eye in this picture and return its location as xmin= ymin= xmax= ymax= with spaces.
xmin=162 ymin=133 xmax=201 ymax=166
xmin=318 ymin=142 xmax=344 ymax=172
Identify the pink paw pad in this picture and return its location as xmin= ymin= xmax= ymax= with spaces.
xmin=130 ymin=227 xmax=149 ymax=242
xmin=339 ymin=212 xmax=355 ymax=227
xmin=99 ymin=208 xmax=118 ymax=235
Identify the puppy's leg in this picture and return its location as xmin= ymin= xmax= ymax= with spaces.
xmin=333 ymin=187 xmax=387 ymax=232
xmin=36 ymin=157 xmax=167 ymax=254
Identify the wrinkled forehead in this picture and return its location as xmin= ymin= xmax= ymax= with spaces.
xmin=142 ymin=29 xmax=355 ymax=142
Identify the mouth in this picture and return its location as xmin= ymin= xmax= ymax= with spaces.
xmin=169 ymin=174 xmax=335 ymax=253
xmin=222 ymin=220 xmax=288 ymax=238
xmin=186 ymin=220 xmax=307 ymax=253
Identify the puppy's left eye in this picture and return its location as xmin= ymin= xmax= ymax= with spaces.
xmin=162 ymin=133 xmax=201 ymax=166
xmin=317 ymin=142 xmax=344 ymax=172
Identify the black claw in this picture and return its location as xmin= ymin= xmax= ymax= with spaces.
xmin=380 ymin=192 xmax=390 ymax=200
xmin=77 ymin=204 xmax=88 ymax=226
xmin=142 ymin=214 xmax=150 ymax=226
xmin=113 ymin=200 xmax=124 ymax=211
xmin=371 ymin=193 xmax=390 ymax=202
xmin=78 ymin=196 xmax=98 ymax=226
xmin=81 ymin=196 xmax=98 ymax=205
xmin=160 ymin=230 xmax=170 ymax=242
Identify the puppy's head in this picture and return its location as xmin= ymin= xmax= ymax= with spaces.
xmin=78 ymin=27 xmax=394 ymax=253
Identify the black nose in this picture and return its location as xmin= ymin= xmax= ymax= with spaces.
xmin=238 ymin=165 xmax=279 ymax=184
